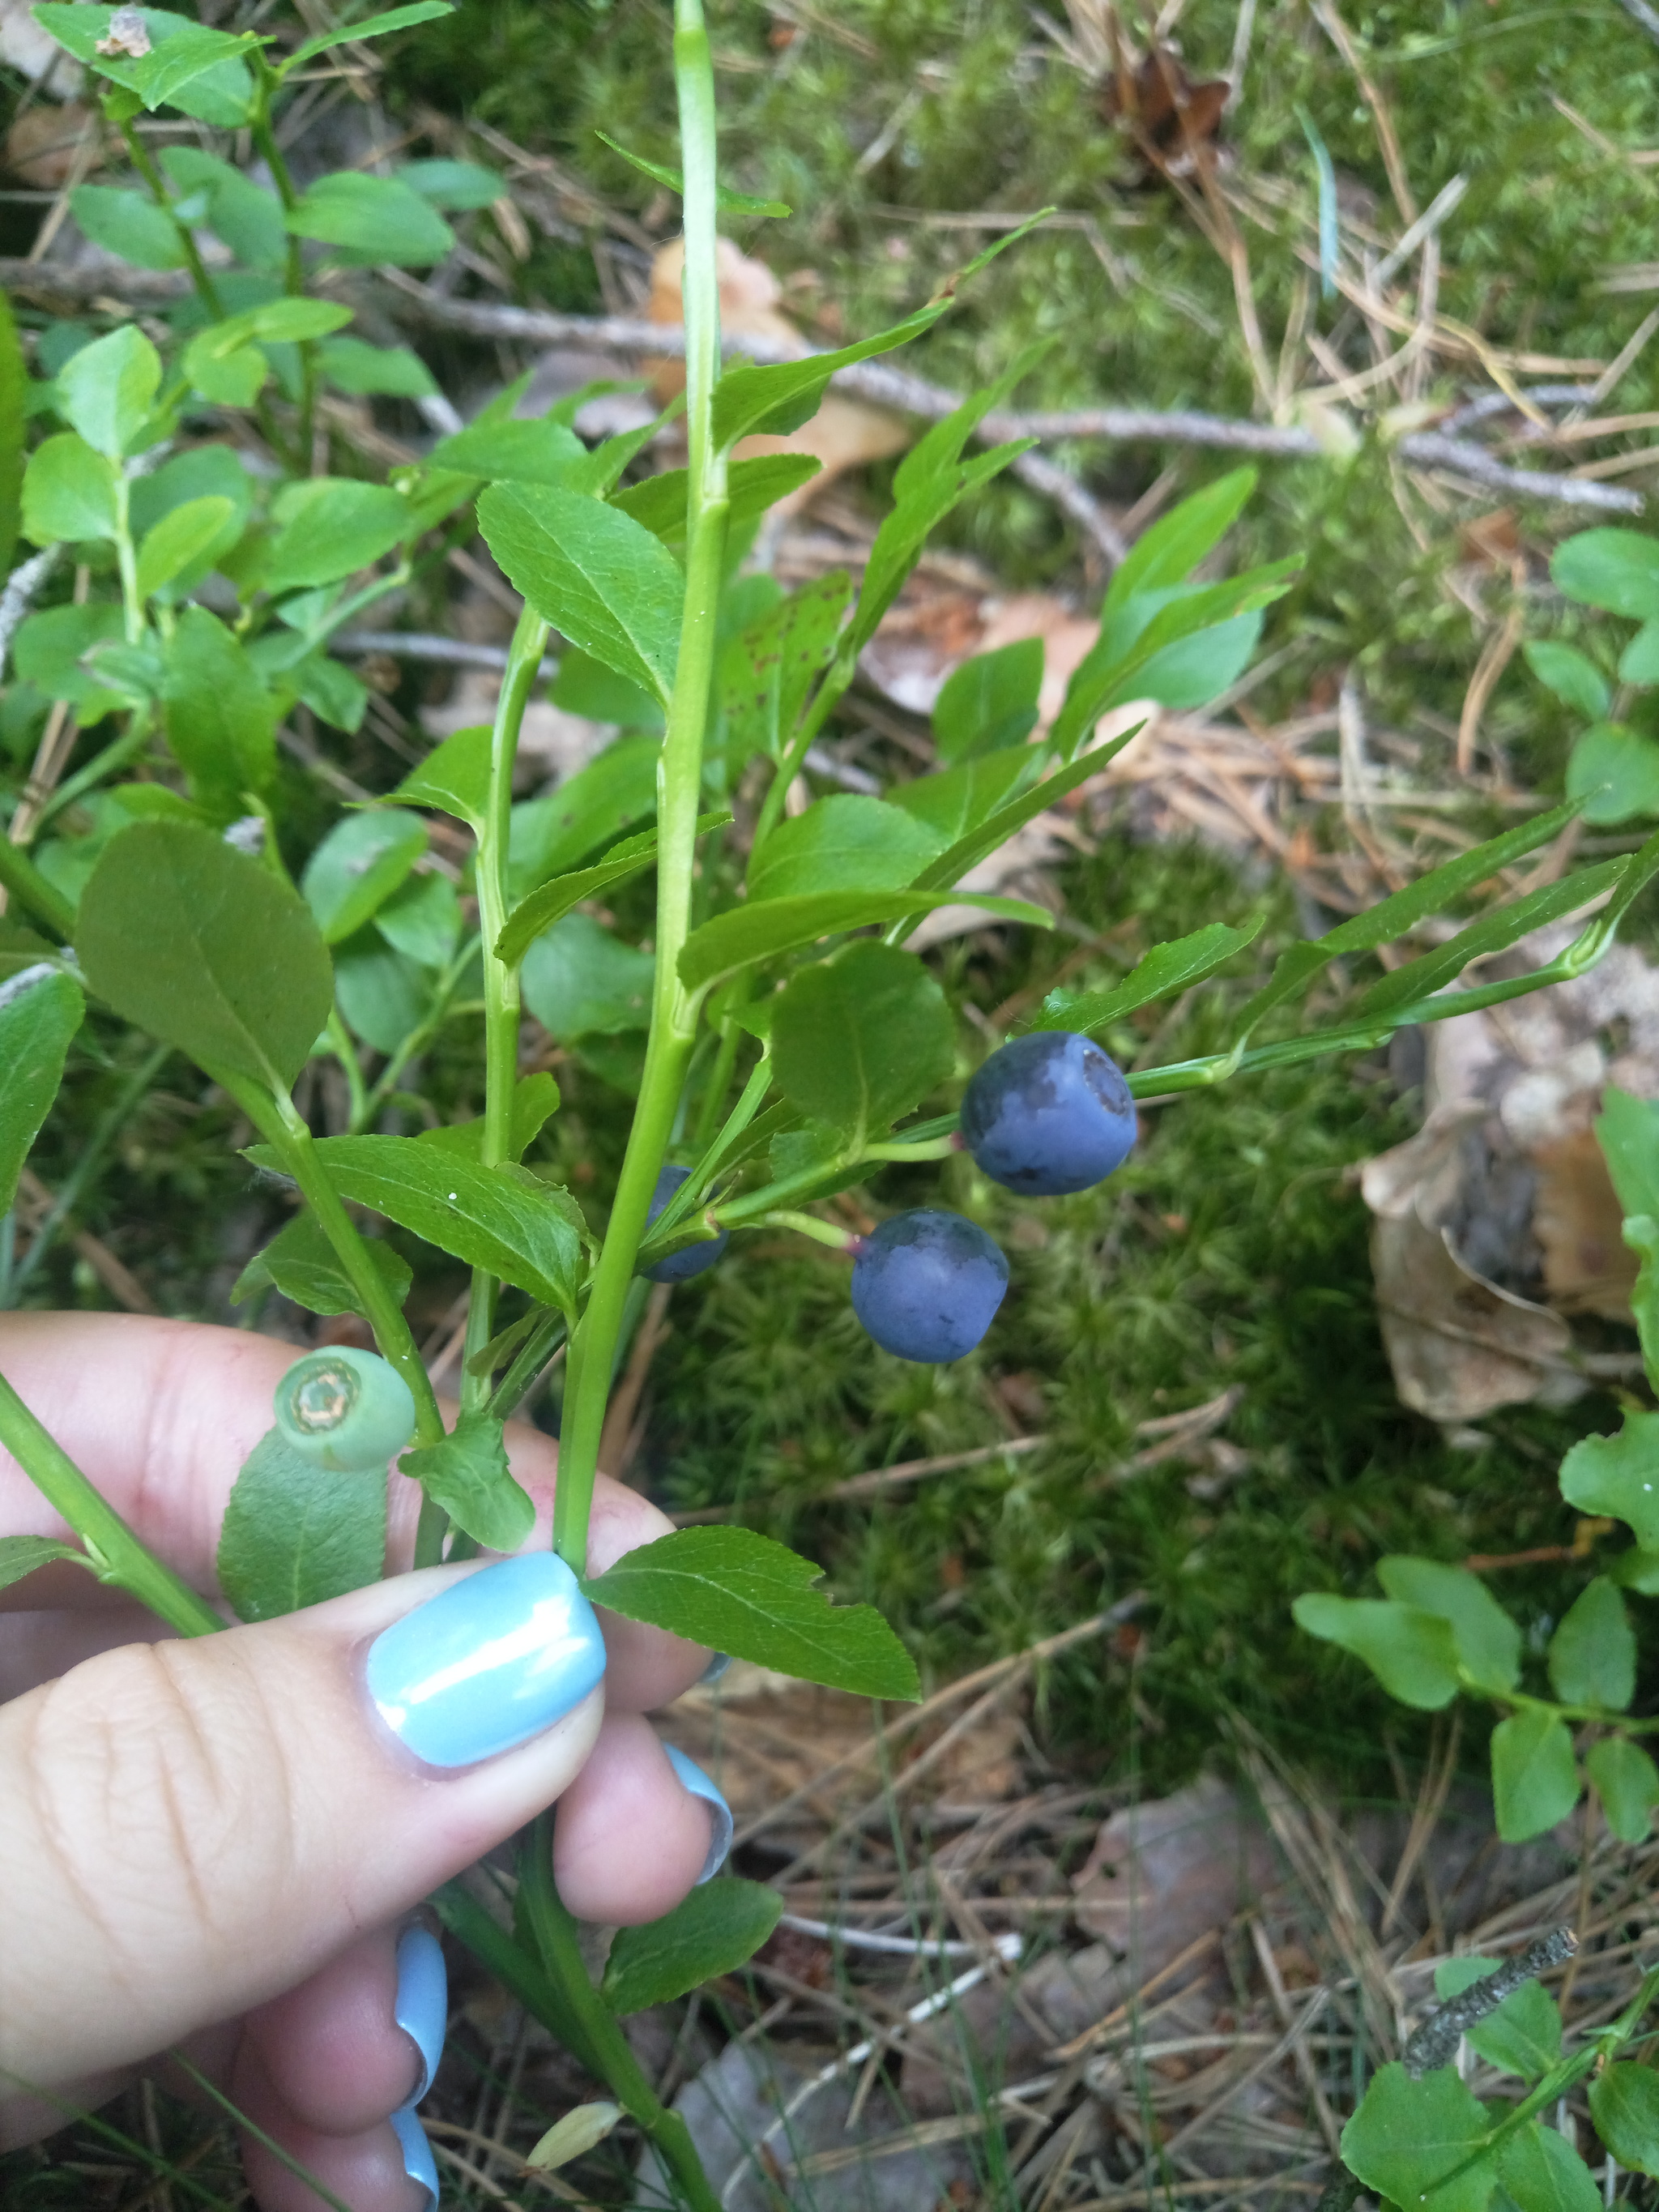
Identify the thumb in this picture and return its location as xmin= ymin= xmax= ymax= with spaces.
xmin=0 ymin=1555 xmax=606 ymax=2101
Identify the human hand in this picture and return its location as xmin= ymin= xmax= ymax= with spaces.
xmin=0 ymin=1312 xmax=727 ymax=2209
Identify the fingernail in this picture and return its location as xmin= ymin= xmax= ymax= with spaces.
xmin=697 ymin=1650 xmax=732 ymax=1686
xmin=389 ymin=2105 xmax=439 ymax=2210
xmin=394 ymin=1924 xmax=447 ymax=2106
xmin=663 ymin=1744 xmax=733 ymax=1883
xmin=367 ymin=1555 xmax=606 ymax=1770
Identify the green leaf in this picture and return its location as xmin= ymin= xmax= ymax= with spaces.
xmin=301 ymin=810 xmax=428 ymax=946
xmin=508 ymin=735 xmax=662 ymax=898
xmin=127 ymin=444 xmax=251 ymax=583
xmin=1491 ymin=1709 xmax=1580 ymax=1841
xmin=1595 ymin=1087 xmax=1659 ymax=1216
xmin=20 ymin=432 xmax=118 ymax=545
xmin=1590 ymin=2063 xmax=1659 ymax=2176
xmin=282 ymin=0 xmax=453 ymax=70
xmin=399 ymin=157 xmax=505 ymax=210
xmin=335 ymin=946 xmax=429 ymax=1054
xmin=390 ymin=724 xmax=490 ymax=831
xmin=1525 ymin=640 xmax=1612 ymax=720
xmin=376 ymin=869 xmax=461 ymax=970
xmin=399 ymin=1410 xmax=533 ymax=1552
xmin=1621 ymin=620 xmax=1659 ymax=686
xmin=614 ymin=453 xmax=821 ymax=549
xmin=1547 ymin=1577 xmax=1634 ymax=1709
xmin=54 ymin=325 xmax=160 ymax=460
xmin=0 ymin=968 xmax=83 ymax=1217
xmin=933 ymin=638 xmax=1043 ymax=762
xmin=216 ymin=1426 xmax=386 ymax=1623
xmin=1105 ymin=469 xmax=1258 ymax=610
xmin=1026 ymin=918 xmax=1264 ymax=1037
xmin=1495 ymin=2123 xmax=1600 ymax=2212
xmin=0 ymin=288 xmax=22 ymax=575
xmin=497 ymin=816 xmax=727 ymax=971
xmin=1376 ymin=1556 xmax=1522 ymax=1693
xmin=1559 ymin=1414 xmax=1659 ymax=1548
xmin=260 ymin=1136 xmax=584 ymax=1311
xmin=749 ymin=795 xmax=946 ymax=903
xmin=231 ymin=1211 xmax=412 ymax=1317
xmin=286 ymin=169 xmax=454 ymax=266
xmin=679 ymin=887 xmax=1052 ymax=997
xmin=521 ymin=914 xmax=655 ymax=1041
xmin=601 ymin=1880 xmax=783 ymax=2014
xmin=1552 ymin=528 xmax=1659 ymax=620
xmin=33 ymin=7 xmax=257 ymax=125
xmin=478 ymin=482 xmax=683 ymax=706
xmin=583 ymin=1527 xmax=919 ymax=1699
xmin=315 ymin=337 xmax=437 ymax=399
xmin=161 ymin=604 xmax=276 ymax=810
xmin=186 ymin=335 xmax=271 ymax=410
xmin=710 ymin=220 xmax=1044 ymax=450
xmin=770 ymin=941 xmax=952 ymax=1144
xmin=1585 ymin=1735 xmax=1659 ymax=1843
xmin=11 ymin=601 xmax=126 ymax=720
xmin=909 ymin=722 xmax=1147 ymax=903
xmin=716 ymin=572 xmax=851 ymax=766
xmin=262 ymin=477 xmax=415 ymax=594
xmin=1340 ymin=2062 xmax=1497 ymax=2212
xmin=1290 ymin=1594 xmax=1461 ymax=1708
xmin=76 ymin=821 xmax=333 ymax=1093
xmin=1566 ymin=724 xmax=1659 ymax=825
xmin=158 ymin=146 xmax=287 ymax=269
xmin=68 ymin=181 xmax=185 ymax=270
xmin=416 ymin=1072 xmax=561 ymax=1163
xmin=549 ymin=648 xmax=663 ymax=731
xmin=593 ymin=128 xmax=789 ymax=217
xmin=429 ymin=415 xmax=586 ymax=487
xmin=134 ymin=495 xmax=235 ymax=602
xmin=1435 ymin=1958 xmax=1563 ymax=2081
xmin=0 ymin=1533 xmax=91 ymax=1592
xmin=885 ymin=750 xmax=1030 ymax=844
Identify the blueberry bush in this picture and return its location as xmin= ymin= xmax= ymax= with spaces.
xmin=4 ymin=2 xmax=1659 ymax=2205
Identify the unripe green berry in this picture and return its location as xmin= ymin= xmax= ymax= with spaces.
xmin=274 ymin=1347 xmax=416 ymax=1471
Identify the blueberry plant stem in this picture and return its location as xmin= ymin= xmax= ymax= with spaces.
xmin=761 ymin=1209 xmax=860 ymax=1253
xmin=0 ymin=838 xmax=75 ymax=940
xmin=551 ymin=0 xmax=728 ymax=1574
xmin=0 ymin=1366 xmax=221 ymax=1636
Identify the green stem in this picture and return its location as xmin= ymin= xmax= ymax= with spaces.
xmin=0 ymin=1365 xmax=220 ymax=1636
xmin=551 ymin=0 xmax=728 ymax=1574
xmin=4 ymin=1041 xmax=169 ymax=1306
xmin=0 ymin=839 xmax=75 ymax=939
xmin=357 ymin=938 xmax=476 ymax=1130
xmin=38 ymin=706 xmax=156 ymax=832
xmin=111 ymin=474 xmax=142 ymax=646
xmin=119 ymin=121 xmax=224 ymax=320
xmin=248 ymin=66 xmax=317 ymax=459
xmin=863 ymin=1134 xmax=962 ymax=1162
xmin=760 ymin=1209 xmax=859 ymax=1253
xmin=748 ymin=646 xmax=855 ymax=868
xmin=325 ymin=1008 xmax=369 ymax=1134
xmin=690 ymin=978 xmax=753 ymax=1147
xmin=518 ymin=1817 xmax=724 ymax=2212
xmin=224 ymin=1075 xmax=444 ymax=1450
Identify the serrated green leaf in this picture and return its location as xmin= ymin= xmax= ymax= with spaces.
xmin=906 ymin=724 xmax=1146 ymax=906
xmin=1340 ymin=2061 xmax=1497 ymax=2212
xmin=521 ymin=913 xmax=655 ymax=1042
xmin=429 ymin=414 xmax=586 ymax=487
xmin=716 ymin=571 xmax=851 ymax=767
xmin=1290 ymin=1594 xmax=1462 ymax=1707
xmin=496 ymin=813 xmax=730 ymax=970
xmin=1026 ymin=918 xmax=1263 ymax=1037
xmin=0 ymin=968 xmax=80 ymax=1218
xmin=32 ymin=7 xmax=257 ymax=126
xmin=1104 ymin=468 xmax=1257 ymax=611
xmin=749 ymin=794 xmax=946 ymax=903
xmin=1377 ymin=1556 xmax=1522 ymax=1693
xmin=615 ymin=453 xmax=821 ymax=549
xmin=601 ymin=1879 xmax=783 ymax=2013
xmin=479 ymin=483 xmax=682 ymax=704
xmin=679 ymin=887 xmax=1051 ymax=997
xmin=1496 ymin=2122 xmax=1600 ymax=2212
xmin=1491 ymin=1710 xmax=1580 ymax=1842
xmin=886 ymin=750 xmax=1030 ymax=846
xmin=76 ymin=822 xmax=332 ymax=1094
xmin=770 ymin=940 xmax=952 ymax=1144
xmin=399 ymin=1411 xmax=533 ymax=1552
xmin=0 ymin=1533 xmax=91 ymax=1591
xmin=507 ymin=735 xmax=663 ymax=900
xmin=1586 ymin=1734 xmax=1659 ymax=1843
xmin=231 ymin=1212 xmax=412 ymax=1318
xmin=216 ymin=1426 xmax=386 ymax=1623
xmin=933 ymin=637 xmax=1044 ymax=762
xmin=584 ymin=1527 xmax=919 ymax=1699
xmin=160 ymin=604 xmax=276 ymax=811
xmin=1559 ymin=1415 xmax=1659 ymax=1548
xmin=1590 ymin=2063 xmax=1659 ymax=2176
xmin=390 ymin=723 xmax=490 ymax=831
xmin=1547 ymin=1577 xmax=1634 ymax=1710
xmin=262 ymin=476 xmax=415 ymax=594
xmin=19 ymin=433 xmax=117 ymax=546
xmin=282 ymin=0 xmax=451 ymax=70
xmin=301 ymin=810 xmax=428 ymax=946
xmin=416 ymin=1072 xmax=561 ymax=1164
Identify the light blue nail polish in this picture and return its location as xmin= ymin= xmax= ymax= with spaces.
xmin=663 ymin=1744 xmax=733 ymax=1884
xmin=367 ymin=1555 xmax=606 ymax=1770
xmin=696 ymin=1650 xmax=732 ymax=1686
xmin=389 ymin=2104 xmax=439 ymax=2210
xmin=394 ymin=1924 xmax=447 ymax=2105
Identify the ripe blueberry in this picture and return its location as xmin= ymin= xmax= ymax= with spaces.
xmin=851 ymin=1208 xmax=1009 ymax=1364
xmin=642 ymin=1164 xmax=729 ymax=1283
xmin=960 ymin=1031 xmax=1136 ymax=1197
xmin=274 ymin=1347 xmax=416 ymax=1471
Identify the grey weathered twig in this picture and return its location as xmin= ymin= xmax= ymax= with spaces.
xmin=1612 ymin=0 xmax=1659 ymax=49
xmin=0 ymin=546 xmax=62 ymax=677
xmin=1401 ymin=1928 xmax=1577 ymax=2078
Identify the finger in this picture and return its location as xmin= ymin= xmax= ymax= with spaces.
xmin=243 ymin=1928 xmax=422 ymax=2137
xmin=554 ymin=1712 xmax=733 ymax=1924
xmin=0 ymin=1313 xmax=710 ymax=1711
xmin=0 ymin=1555 xmax=606 ymax=2104
xmin=233 ymin=2038 xmax=431 ymax=2212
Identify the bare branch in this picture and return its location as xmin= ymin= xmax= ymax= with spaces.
xmin=1401 ymin=1928 xmax=1577 ymax=2079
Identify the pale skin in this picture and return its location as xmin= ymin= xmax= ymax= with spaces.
xmin=0 ymin=1313 xmax=720 ymax=2210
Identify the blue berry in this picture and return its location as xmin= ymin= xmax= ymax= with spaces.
xmin=642 ymin=1164 xmax=729 ymax=1283
xmin=851 ymin=1209 xmax=1009 ymax=1364
xmin=274 ymin=1347 xmax=416 ymax=1472
xmin=961 ymin=1031 xmax=1136 ymax=1197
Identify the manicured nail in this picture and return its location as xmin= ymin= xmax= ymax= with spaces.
xmin=697 ymin=1650 xmax=732 ymax=1686
xmin=367 ymin=1555 xmax=606 ymax=1770
xmin=394 ymin=1924 xmax=447 ymax=2106
xmin=389 ymin=2105 xmax=439 ymax=2210
xmin=663 ymin=1744 xmax=733 ymax=1883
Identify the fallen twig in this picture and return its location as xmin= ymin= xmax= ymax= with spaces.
xmin=1401 ymin=1927 xmax=1577 ymax=2077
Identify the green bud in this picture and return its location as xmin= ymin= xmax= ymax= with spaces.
xmin=274 ymin=1347 xmax=416 ymax=1472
